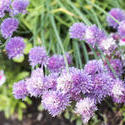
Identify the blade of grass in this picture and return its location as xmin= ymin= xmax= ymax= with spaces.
xmin=97 ymin=47 xmax=118 ymax=78
xmin=67 ymin=0 xmax=91 ymax=25
xmin=49 ymin=14 xmax=69 ymax=71
xmin=73 ymin=41 xmax=83 ymax=68
xmin=81 ymin=42 xmax=89 ymax=63
xmin=86 ymin=0 xmax=120 ymax=25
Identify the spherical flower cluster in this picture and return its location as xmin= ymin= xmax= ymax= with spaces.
xmin=5 ymin=37 xmax=25 ymax=59
xmin=57 ymin=67 xmax=93 ymax=101
xmin=1 ymin=18 xmax=19 ymax=39
xmin=29 ymin=46 xmax=48 ymax=67
xmin=42 ymin=91 xmax=70 ymax=117
xmin=69 ymin=23 xmax=86 ymax=40
xmin=111 ymin=79 xmax=125 ymax=103
xmin=12 ymin=0 xmax=29 ymax=15
xmin=84 ymin=25 xmax=106 ymax=47
xmin=26 ymin=68 xmax=44 ymax=97
xmin=13 ymin=80 xmax=28 ymax=99
xmin=118 ymin=20 xmax=125 ymax=37
xmin=0 ymin=0 xmax=11 ymax=18
xmin=44 ymin=73 xmax=58 ymax=90
xmin=75 ymin=98 xmax=97 ymax=123
xmin=98 ymin=37 xmax=117 ymax=55
xmin=84 ymin=60 xmax=104 ymax=75
xmin=107 ymin=8 xmax=125 ymax=28
xmin=57 ymin=68 xmax=82 ymax=95
xmin=47 ymin=53 xmax=72 ymax=72
xmin=89 ymin=72 xmax=113 ymax=103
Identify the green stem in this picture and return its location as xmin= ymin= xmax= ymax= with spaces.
xmin=81 ymin=42 xmax=89 ymax=63
xmin=87 ymin=0 xmax=120 ymax=25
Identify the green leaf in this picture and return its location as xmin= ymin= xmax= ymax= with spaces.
xmin=38 ymin=104 xmax=44 ymax=111
xmin=76 ymin=119 xmax=83 ymax=125
xmin=18 ymin=108 xmax=23 ymax=121
xmin=16 ymin=71 xmax=29 ymax=80
xmin=24 ymin=43 xmax=32 ymax=54
xmin=64 ymin=111 xmax=70 ymax=120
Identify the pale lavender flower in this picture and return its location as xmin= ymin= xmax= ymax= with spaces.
xmin=107 ymin=8 xmax=125 ymax=28
xmin=47 ymin=53 xmax=72 ymax=72
xmin=84 ymin=25 xmax=106 ymax=47
xmin=111 ymin=79 xmax=125 ymax=103
xmin=26 ymin=68 xmax=44 ymax=97
xmin=62 ymin=67 xmax=93 ymax=94
xmin=98 ymin=37 xmax=117 ymax=55
xmin=89 ymin=72 xmax=113 ymax=103
xmin=12 ymin=0 xmax=29 ymax=15
xmin=29 ymin=46 xmax=48 ymax=67
xmin=118 ymin=20 xmax=125 ymax=37
xmin=57 ymin=67 xmax=82 ymax=95
xmin=57 ymin=67 xmax=93 ymax=100
xmin=13 ymin=80 xmax=28 ymax=99
xmin=6 ymin=37 xmax=25 ymax=59
xmin=1 ymin=18 xmax=19 ymax=39
xmin=0 ymin=0 xmax=11 ymax=18
xmin=69 ymin=23 xmax=86 ymax=40
xmin=84 ymin=60 xmax=104 ymax=75
xmin=75 ymin=98 xmax=97 ymax=124
xmin=42 ymin=90 xmax=70 ymax=117
xmin=44 ymin=73 xmax=59 ymax=90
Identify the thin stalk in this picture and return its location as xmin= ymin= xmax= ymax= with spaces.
xmin=81 ymin=42 xmax=89 ymax=63
xmin=89 ymin=45 xmax=99 ymax=60
xmin=97 ymin=47 xmax=118 ymax=78
xmin=49 ymin=15 xmax=69 ymax=72
xmin=67 ymin=0 xmax=91 ymax=25
xmin=74 ymin=41 xmax=83 ymax=68
xmin=86 ymin=0 xmax=120 ymax=25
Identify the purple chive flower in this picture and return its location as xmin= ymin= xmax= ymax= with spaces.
xmin=57 ymin=67 xmax=82 ymax=95
xmin=89 ymin=72 xmax=113 ymax=103
xmin=1 ymin=18 xmax=19 ymax=39
xmin=118 ymin=20 xmax=125 ymax=37
xmin=12 ymin=0 xmax=29 ymax=15
xmin=105 ymin=59 xmax=123 ymax=78
xmin=13 ymin=80 xmax=28 ymax=99
xmin=26 ymin=68 xmax=44 ymax=97
xmin=42 ymin=90 xmax=70 ymax=117
xmin=69 ymin=22 xmax=86 ymax=40
xmin=44 ymin=73 xmax=59 ymax=90
xmin=75 ymin=98 xmax=97 ymax=124
xmin=61 ymin=67 xmax=93 ymax=95
xmin=57 ymin=67 xmax=92 ymax=101
xmin=6 ymin=37 xmax=25 ymax=59
xmin=47 ymin=53 xmax=72 ymax=72
xmin=84 ymin=25 xmax=106 ymax=47
xmin=111 ymin=79 xmax=125 ymax=103
xmin=84 ymin=60 xmax=104 ymax=75
xmin=99 ymin=37 xmax=116 ymax=54
xmin=107 ymin=8 xmax=125 ymax=28
xmin=0 ymin=0 xmax=11 ymax=18
xmin=29 ymin=46 xmax=48 ymax=67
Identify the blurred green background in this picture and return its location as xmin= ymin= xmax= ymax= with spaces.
xmin=0 ymin=0 xmax=125 ymax=125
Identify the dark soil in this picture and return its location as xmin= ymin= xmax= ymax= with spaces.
xmin=0 ymin=98 xmax=75 ymax=125
xmin=0 ymin=111 xmax=75 ymax=125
